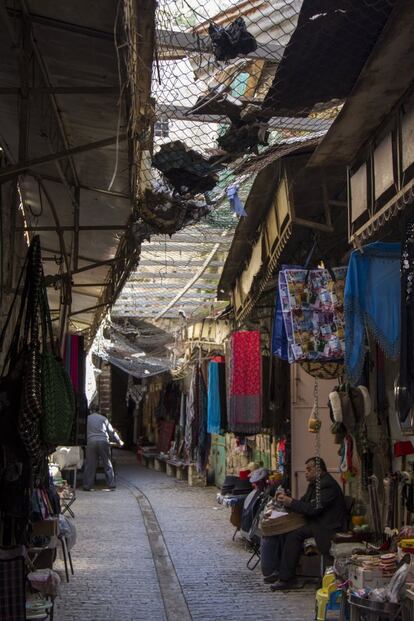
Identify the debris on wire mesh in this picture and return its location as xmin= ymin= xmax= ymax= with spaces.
xmin=151 ymin=141 xmax=220 ymax=195
xmin=218 ymin=121 xmax=269 ymax=155
xmin=227 ymin=184 xmax=246 ymax=217
xmin=137 ymin=181 xmax=213 ymax=237
xmin=208 ymin=17 xmax=257 ymax=62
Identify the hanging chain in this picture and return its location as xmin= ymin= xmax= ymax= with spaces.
xmin=313 ymin=377 xmax=322 ymax=509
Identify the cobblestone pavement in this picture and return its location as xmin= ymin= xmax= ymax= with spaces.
xmin=54 ymin=452 xmax=316 ymax=621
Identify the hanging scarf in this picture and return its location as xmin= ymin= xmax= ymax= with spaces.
xmin=345 ymin=242 xmax=400 ymax=384
xmin=272 ymin=287 xmax=288 ymax=360
xmin=229 ymin=330 xmax=262 ymax=434
xmin=196 ymin=369 xmax=210 ymax=473
xmin=207 ymin=361 xmax=221 ymax=434
xmin=396 ymin=220 xmax=414 ymax=422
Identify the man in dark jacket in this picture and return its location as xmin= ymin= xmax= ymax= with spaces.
xmin=262 ymin=457 xmax=348 ymax=590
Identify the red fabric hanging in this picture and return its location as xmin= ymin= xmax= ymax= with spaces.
xmin=229 ymin=330 xmax=262 ymax=434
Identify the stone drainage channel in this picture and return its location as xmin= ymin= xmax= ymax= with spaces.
xmin=119 ymin=475 xmax=193 ymax=621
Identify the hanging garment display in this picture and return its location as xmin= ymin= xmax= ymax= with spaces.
xmin=207 ymin=357 xmax=227 ymax=434
xmin=344 ymin=242 xmax=400 ymax=385
xmin=207 ymin=360 xmax=222 ymax=434
xmin=184 ymin=367 xmax=197 ymax=459
xmin=229 ymin=330 xmax=262 ymax=434
xmin=40 ymin=287 xmax=75 ymax=447
xmin=278 ymin=266 xmax=347 ymax=364
xmin=0 ymin=548 xmax=26 ymax=621
xmin=17 ymin=236 xmax=44 ymax=476
xmin=196 ymin=364 xmax=210 ymax=473
xmin=272 ymin=287 xmax=288 ymax=361
xmin=396 ymin=219 xmax=414 ymax=422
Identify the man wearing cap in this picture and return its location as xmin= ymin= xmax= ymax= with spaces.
xmin=261 ymin=457 xmax=347 ymax=590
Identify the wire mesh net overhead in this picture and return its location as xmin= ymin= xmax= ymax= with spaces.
xmin=151 ymin=0 xmax=396 ymax=174
xmin=116 ymin=0 xmax=397 ymax=321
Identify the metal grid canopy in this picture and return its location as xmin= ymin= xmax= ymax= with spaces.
xmin=112 ymin=0 xmax=397 ymax=328
xmin=112 ymin=204 xmax=240 ymax=320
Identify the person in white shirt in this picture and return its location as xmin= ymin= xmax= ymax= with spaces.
xmin=83 ymin=406 xmax=123 ymax=491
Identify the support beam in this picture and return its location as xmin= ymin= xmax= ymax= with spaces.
xmin=0 ymin=135 xmax=127 ymax=180
xmin=69 ymin=303 xmax=108 ymax=317
xmin=72 ymin=259 xmax=116 ymax=275
xmin=139 ymin=259 xmax=225 ymax=268
xmin=71 ymin=283 xmax=107 ymax=287
xmin=128 ymin=272 xmax=220 ymax=280
xmin=0 ymin=86 xmax=118 ymax=94
xmin=26 ymin=171 xmax=131 ymax=199
xmin=6 ymin=8 xmax=113 ymax=40
xmin=16 ymin=225 xmax=128 ymax=231
xmin=157 ymin=29 xmax=284 ymax=63
xmin=156 ymin=103 xmax=333 ymax=132
xmin=155 ymin=243 xmax=220 ymax=319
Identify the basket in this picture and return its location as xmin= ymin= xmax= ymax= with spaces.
xmin=260 ymin=511 xmax=306 ymax=536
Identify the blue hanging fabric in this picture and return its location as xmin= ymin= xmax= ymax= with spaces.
xmin=272 ymin=288 xmax=288 ymax=360
xmin=227 ymin=184 xmax=247 ymax=216
xmin=207 ymin=361 xmax=222 ymax=434
xmin=345 ymin=242 xmax=401 ymax=385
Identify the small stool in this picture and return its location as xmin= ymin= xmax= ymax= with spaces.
xmin=315 ymin=574 xmax=342 ymax=620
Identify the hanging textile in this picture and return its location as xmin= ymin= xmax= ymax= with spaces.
xmin=345 ymin=242 xmax=400 ymax=385
xmin=179 ymin=392 xmax=186 ymax=431
xmin=184 ymin=367 xmax=197 ymax=459
xmin=272 ymin=287 xmax=288 ymax=361
xmin=229 ymin=330 xmax=262 ymax=434
xmin=218 ymin=361 xmax=227 ymax=431
xmin=207 ymin=361 xmax=221 ymax=434
xmin=396 ymin=220 xmax=414 ymax=422
xmin=278 ymin=266 xmax=347 ymax=364
xmin=0 ymin=549 xmax=26 ymax=621
xmin=196 ymin=365 xmax=210 ymax=473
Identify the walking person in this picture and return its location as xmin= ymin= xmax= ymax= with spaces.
xmin=83 ymin=406 xmax=123 ymax=491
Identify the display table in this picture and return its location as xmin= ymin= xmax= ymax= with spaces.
xmin=154 ymin=454 xmax=167 ymax=472
xmin=141 ymin=451 xmax=157 ymax=469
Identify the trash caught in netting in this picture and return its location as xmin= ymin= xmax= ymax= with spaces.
xmin=112 ymin=0 xmax=396 ymax=321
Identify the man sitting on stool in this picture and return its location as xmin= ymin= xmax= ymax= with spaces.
xmin=261 ymin=457 xmax=347 ymax=590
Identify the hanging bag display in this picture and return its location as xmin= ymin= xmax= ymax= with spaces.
xmin=40 ymin=287 xmax=75 ymax=446
xmin=278 ymin=266 xmax=347 ymax=364
xmin=15 ymin=236 xmax=44 ymax=475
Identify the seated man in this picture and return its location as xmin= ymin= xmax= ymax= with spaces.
xmin=261 ymin=456 xmax=348 ymax=590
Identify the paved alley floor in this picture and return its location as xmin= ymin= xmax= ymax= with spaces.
xmin=54 ymin=452 xmax=316 ymax=621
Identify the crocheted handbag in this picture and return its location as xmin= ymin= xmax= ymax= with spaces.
xmin=40 ymin=287 xmax=75 ymax=446
xmin=16 ymin=236 xmax=44 ymax=474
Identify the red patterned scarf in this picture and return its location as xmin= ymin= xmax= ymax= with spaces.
xmin=229 ymin=330 xmax=262 ymax=434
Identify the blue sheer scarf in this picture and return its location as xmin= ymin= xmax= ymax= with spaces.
xmin=345 ymin=242 xmax=401 ymax=384
xmin=207 ymin=361 xmax=221 ymax=434
xmin=272 ymin=288 xmax=288 ymax=360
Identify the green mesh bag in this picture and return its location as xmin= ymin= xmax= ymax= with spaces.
xmin=40 ymin=286 xmax=75 ymax=446
xmin=41 ymin=351 xmax=75 ymax=445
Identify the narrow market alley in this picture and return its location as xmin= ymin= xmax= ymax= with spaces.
xmin=54 ymin=452 xmax=315 ymax=621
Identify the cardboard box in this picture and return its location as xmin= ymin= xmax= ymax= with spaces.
xmin=31 ymin=518 xmax=59 ymax=537
xmin=349 ymin=565 xmax=387 ymax=589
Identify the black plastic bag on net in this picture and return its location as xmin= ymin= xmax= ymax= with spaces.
xmin=209 ymin=18 xmax=257 ymax=62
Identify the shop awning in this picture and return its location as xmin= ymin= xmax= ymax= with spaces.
xmin=309 ymin=1 xmax=414 ymax=168
xmin=0 ymin=0 xmax=155 ymax=338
